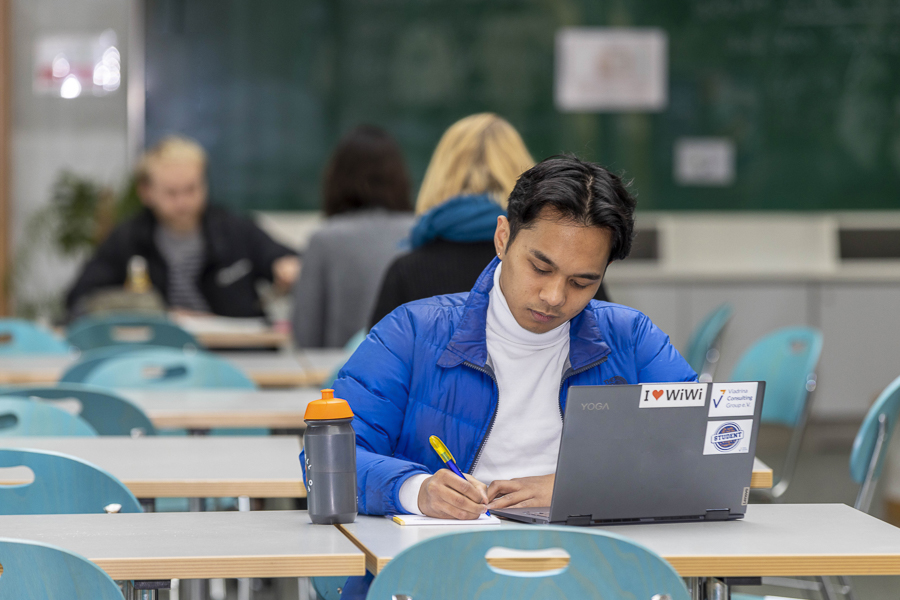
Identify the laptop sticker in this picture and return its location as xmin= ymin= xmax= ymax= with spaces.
xmin=639 ymin=383 xmax=707 ymax=408
xmin=703 ymin=419 xmax=753 ymax=455
xmin=708 ymin=382 xmax=758 ymax=417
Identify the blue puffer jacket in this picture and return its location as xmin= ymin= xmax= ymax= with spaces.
xmin=317 ymin=258 xmax=697 ymax=516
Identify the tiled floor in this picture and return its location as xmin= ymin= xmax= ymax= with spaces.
xmin=172 ymin=420 xmax=900 ymax=600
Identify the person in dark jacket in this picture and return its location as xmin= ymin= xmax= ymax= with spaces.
xmin=369 ymin=114 xmax=608 ymax=327
xmin=66 ymin=136 xmax=299 ymax=319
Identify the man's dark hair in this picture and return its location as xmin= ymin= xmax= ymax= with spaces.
xmin=506 ymin=156 xmax=636 ymax=262
xmin=322 ymin=125 xmax=413 ymax=217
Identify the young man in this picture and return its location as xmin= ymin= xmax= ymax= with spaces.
xmin=66 ymin=136 xmax=299 ymax=319
xmin=328 ymin=155 xmax=696 ymax=519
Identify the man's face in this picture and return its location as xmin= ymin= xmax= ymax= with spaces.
xmin=494 ymin=209 xmax=612 ymax=334
xmin=142 ymin=160 xmax=208 ymax=232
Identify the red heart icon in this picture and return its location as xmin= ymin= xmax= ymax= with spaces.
xmin=652 ymin=390 xmax=664 ymax=400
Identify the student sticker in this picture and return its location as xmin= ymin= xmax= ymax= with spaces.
xmin=703 ymin=419 xmax=753 ymax=455
xmin=639 ymin=383 xmax=707 ymax=408
xmin=708 ymin=382 xmax=758 ymax=418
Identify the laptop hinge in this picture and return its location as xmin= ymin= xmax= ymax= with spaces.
xmin=566 ymin=515 xmax=592 ymax=526
xmin=705 ymin=508 xmax=730 ymax=521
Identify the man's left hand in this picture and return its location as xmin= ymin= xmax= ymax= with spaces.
xmin=273 ymin=256 xmax=301 ymax=292
xmin=486 ymin=474 xmax=555 ymax=510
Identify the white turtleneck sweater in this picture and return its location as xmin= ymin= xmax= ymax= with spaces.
xmin=398 ymin=262 xmax=569 ymax=514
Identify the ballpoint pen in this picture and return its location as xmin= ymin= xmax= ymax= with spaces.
xmin=429 ymin=435 xmax=490 ymax=516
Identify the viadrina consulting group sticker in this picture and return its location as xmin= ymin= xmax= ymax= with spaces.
xmin=708 ymin=382 xmax=758 ymax=417
xmin=703 ymin=419 xmax=753 ymax=455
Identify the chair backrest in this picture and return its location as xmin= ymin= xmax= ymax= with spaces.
xmin=0 ymin=448 xmax=141 ymax=514
xmin=0 ymin=384 xmax=156 ymax=436
xmin=730 ymin=326 xmax=823 ymax=428
xmin=367 ymin=527 xmax=690 ymax=600
xmin=58 ymin=344 xmax=152 ymax=384
xmin=0 ymin=398 xmax=97 ymax=436
xmin=683 ymin=303 xmax=733 ymax=377
xmin=66 ymin=314 xmax=199 ymax=352
xmin=0 ymin=538 xmax=124 ymax=599
xmin=0 ymin=319 xmax=71 ymax=355
xmin=850 ymin=374 xmax=900 ymax=486
xmin=78 ymin=347 xmax=256 ymax=389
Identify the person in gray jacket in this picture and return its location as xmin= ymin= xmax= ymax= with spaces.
xmin=291 ymin=125 xmax=414 ymax=348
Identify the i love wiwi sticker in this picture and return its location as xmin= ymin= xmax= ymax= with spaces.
xmin=639 ymin=383 xmax=707 ymax=408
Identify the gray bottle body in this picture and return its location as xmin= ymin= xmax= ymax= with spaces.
xmin=304 ymin=417 xmax=357 ymax=524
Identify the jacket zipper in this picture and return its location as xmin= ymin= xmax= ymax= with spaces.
xmin=466 ymin=355 xmax=609 ymax=472
xmin=556 ymin=356 xmax=609 ymax=419
xmin=463 ymin=361 xmax=499 ymax=474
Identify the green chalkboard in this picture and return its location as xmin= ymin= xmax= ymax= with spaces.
xmin=145 ymin=0 xmax=900 ymax=212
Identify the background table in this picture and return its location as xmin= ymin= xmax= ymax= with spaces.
xmin=0 ymin=510 xmax=363 ymax=579
xmin=338 ymin=504 xmax=900 ymax=577
xmin=0 ymin=436 xmax=305 ymax=498
xmin=116 ymin=388 xmax=319 ymax=429
xmin=0 ymin=349 xmax=349 ymax=388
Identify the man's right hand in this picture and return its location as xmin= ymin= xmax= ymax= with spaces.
xmin=417 ymin=470 xmax=488 ymax=520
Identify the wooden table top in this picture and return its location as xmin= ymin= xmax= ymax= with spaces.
xmin=115 ymin=388 xmax=319 ymax=429
xmin=0 ymin=349 xmax=349 ymax=389
xmin=338 ymin=504 xmax=900 ymax=577
xmin=0 ymin=510 xmax=363 ymax=580
xmin=0 ymin=436 xmax=305 ymax=498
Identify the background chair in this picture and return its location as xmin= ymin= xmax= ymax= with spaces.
xmin=0 ymin=448 xmax=141 ymax=514
xmin=66 ymin=314 xmax=199 ymax=352
xmin=0 ymin=397 xmax=97 ymax=436
xmin=0 ymin=384 xmax=156 ymax=436
xmin=683 ymin=303 xmax=733 ymax=381
xmin=736 ymin=378 xmax=900 ymax=600
xmin=0 ymin=319 xmax=72 ymax=355
xmin=731 ymin=326 xmax=823 ymax=500
xmin=366 ymin=526 xmax=690 ymax=600
xmin=0 ymin=538 xmax=125 ymax=599
xmin=74 ymin=347 xmax=255 ymax=389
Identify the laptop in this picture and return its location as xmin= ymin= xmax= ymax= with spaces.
xmin=492 ymin=381 xmax=765 ymax=525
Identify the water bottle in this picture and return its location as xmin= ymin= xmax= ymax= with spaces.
xmin=303 ymin=389 xmax=357 ymax=524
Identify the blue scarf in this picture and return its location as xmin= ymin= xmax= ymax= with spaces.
xmin=410 ymin=194 xmax=505 ymax=249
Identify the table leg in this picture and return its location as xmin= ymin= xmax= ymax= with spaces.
xmin=122 ymin=580 xmax=170 ymax=600
xmin=686 ymin=577 xmax=729 ymax=600
xmin=297 ymin=577 xmax=312 ymax=600
xmin=237 ymin=495 xmax=252 ymax=600
xmin=188 ymin=498 xmax=208 ymax=600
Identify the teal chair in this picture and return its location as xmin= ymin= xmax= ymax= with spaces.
xmin=683 ymin=303 xmax=733 ymax=381
xmin=72 ymin=347 xmax=255 ymax=512
xmin=0 ymin=384 xmax=156 ymax=436
xmin=0 ymin=397 xmax=97 ymax=436
xmin=66 ymin=314 xmax=199 ymax=352
xmin=735 ymin=378 xmax=900 ymax=600
xmin=76 ymin=347 xmax=255 ymax=389
xmin=731 ymin=326 xmax=823 ymax=500
xmin=0 ymin=448 xmax=141 ymax=514
xmin=59 ymin=344 xmax=158 ymax=384
xmin=0 ymin=319 xmax=71 ymax=355
xmin=366 ymin=527 xmax=690 ymax=600
xmin=0 ymin=538 xmax=125 ymax=599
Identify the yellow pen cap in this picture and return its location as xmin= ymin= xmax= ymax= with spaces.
xmin=429 ymin=435 xmax=456 ymax=464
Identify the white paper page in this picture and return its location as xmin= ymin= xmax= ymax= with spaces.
xmin=390 ymin=513 xmax=501 ymax=526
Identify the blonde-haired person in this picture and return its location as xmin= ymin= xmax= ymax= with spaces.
xmin=66 ymin=135 xmax=299 ymax=319
xmin=369 ymin=114 xmax=608 ymax=326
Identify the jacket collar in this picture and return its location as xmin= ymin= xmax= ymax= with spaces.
xmin=437 ymin=258 xmax=612 ymax=370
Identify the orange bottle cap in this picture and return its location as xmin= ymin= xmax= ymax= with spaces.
xmin=304 ymin=389 xmax=354 ymax=420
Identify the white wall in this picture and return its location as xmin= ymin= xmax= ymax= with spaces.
xmin=10 ymin=0 xmax=129 ymax=314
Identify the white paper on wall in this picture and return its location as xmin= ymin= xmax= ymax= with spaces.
xmin=674 ymin=137 xmax=736 ymax=186
xmin=555 ymin=28 xmax=668 ymax=112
